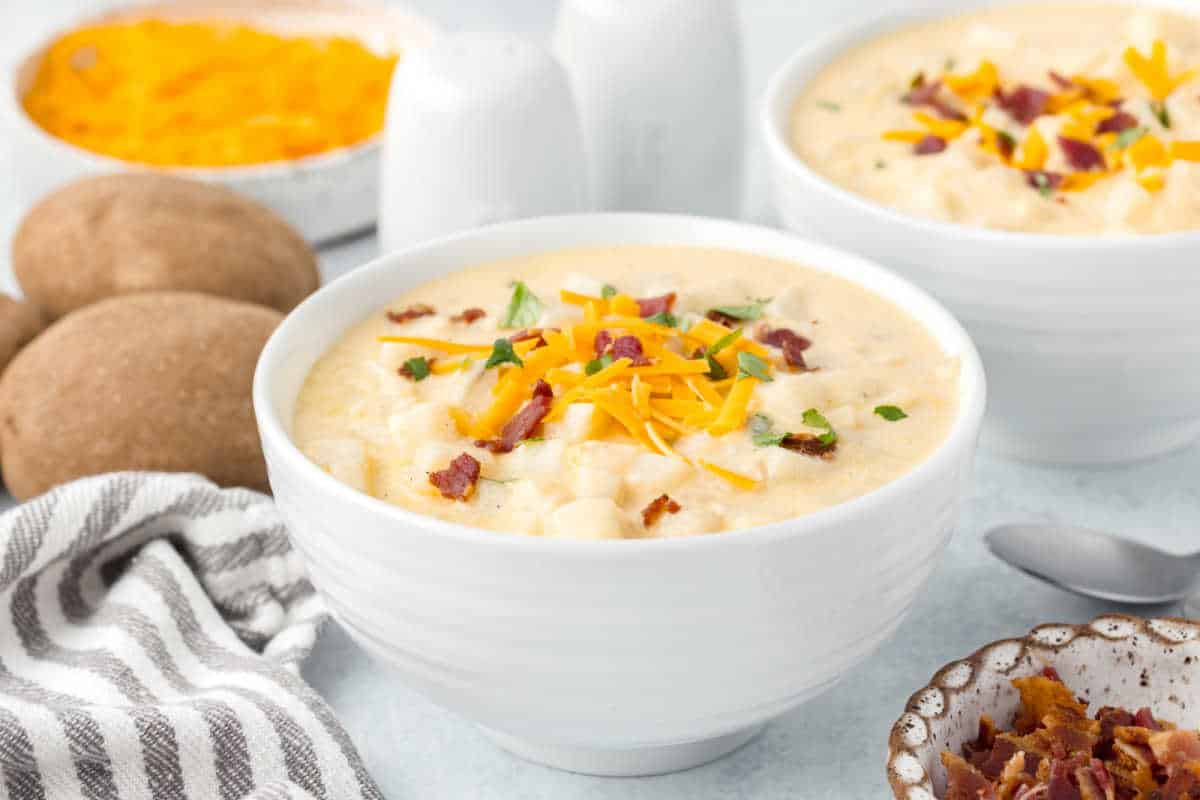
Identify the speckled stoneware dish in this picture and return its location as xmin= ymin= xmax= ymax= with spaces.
xmin=888 ymin=615 xmax=1200 ymax=800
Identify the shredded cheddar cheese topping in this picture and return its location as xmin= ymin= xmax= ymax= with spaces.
xmin=380 ymin=289 xmax=796 ymax=488
xmin=22 ymin=20 xmax=399 ymax=167
xmin=881 ymin=39 xmax=1200 ymax=195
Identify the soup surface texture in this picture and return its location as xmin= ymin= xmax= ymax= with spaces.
xmin=791 ymin=4 xmax=1200 ymax=234
xmin=293 ymin=246 xmax=959 ymax=539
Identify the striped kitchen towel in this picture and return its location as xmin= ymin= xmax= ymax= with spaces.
xmin=0 ymin=471 xmax=381 ymax=800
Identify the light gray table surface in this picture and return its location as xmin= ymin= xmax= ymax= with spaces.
xmin=3 ymin=1 xmax=1199 ymax=798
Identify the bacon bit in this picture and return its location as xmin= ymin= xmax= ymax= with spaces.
xmin=943 ymin=752 xmax=997 ymax=800
xmin=641 ymin=494 xmax=681 ymax=527
xmin=593 ymin=329 xmax=613 ymax=357
xmin=428 ymin=453 xmax=481 ymax=501
xmin=1058 ymin=136 xmax=1105 ymax=171
xmin=1134 ymin=707 xmax=1161 ymax=731
xmin=611 ymin=335 xmax=651 ymax=366
xmin=474 ymin=380 xmax=554 ymax=454
xmin=914 ymin=134 xmax=948 ymax=155
xmin=1043 ymin=666 xmax=1064 ymax=682
xmin=1096 ymin=110 xmax=1139 ymax=134
xmin=1046 ymin=759 xmax=1081 ymax=800
xmin=1149 ymin=730 xmax=1200 ymax=774
xmin=757 ymin=325 xmax=811 ymax=370
xmin=1160 ymin=770 xmax=1200 ymax=800
xmin=636 ymin=293 xmax=676 ymax=318
xmin=1089 ymin=759 xmax=1113 ymax=794
xmin=706 ymin=309 xmax=741 ymax=327
xmin=399 ymin=358 xmax=435 ymax=380
xmin=996 ymin=85 xmax=1051 ymax=125
xmin=780 ymin=433 xmax=836 ymax=459
xmin=508 ymin=328 xmax=551 ymax=348
xmin=903 ymin=78 xmax=968 ymax=121
xmin=1049 ymin=71 xmax=1074 ymax=90
xmin=387 ymin=304 xmax=435 ymax=324
xmin=451 ymin=307 xmax=486 ymax=324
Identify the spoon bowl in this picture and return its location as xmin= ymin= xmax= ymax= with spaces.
xmin=984 ymin=523 xmax=1200 ymax=604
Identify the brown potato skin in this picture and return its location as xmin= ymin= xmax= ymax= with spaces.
xmin=13 ymin=173 xmax=319 ymax=320
xmin=0 ymin=292 xmax=282 ymax=500
xmin=0 ymin=295 xmax=44 ymax=374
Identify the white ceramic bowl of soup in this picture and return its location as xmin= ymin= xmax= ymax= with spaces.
xmin=2 ymin=0 xmax=437 ymax=243
xmin=253 ymin=214 xmax=986 ymax=777
xmin=761 ymin=0 xmax=1200 ymax=464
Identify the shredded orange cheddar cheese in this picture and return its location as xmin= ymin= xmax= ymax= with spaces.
xmin=22 ymin=20 xmax=399 ymax=167
xmin=882 ymin=40 xmax=1200 ymax=196
xmin=379 ymin=297 xmax=799 ymax=488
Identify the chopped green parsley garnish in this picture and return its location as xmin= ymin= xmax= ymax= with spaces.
xmin=1151 ymin=100 xmax=1171 ymax=129
xmin=875 ymin=159 xmax=888 ymax=170
xmin=585 ymin=354 xmax=613 ymax=376
xmin=502 ymin=281 xmax=544 ymax=329
xmin=645 ymin=310 xmax=679 ymax=328
xmin=802 ymin=408 xmax=838 ymax=445
xmin=401 ymin=356 xmax=431 ymax=381
xmin=485 ymin=338 xmax=524 ymax=369
xmin=997 ymin=131 xmax=1017 ymax=152
xmin=703 ymin=327 xmax=743 ymax=379
xmin=601 ymin=284 xmax=618 ymax=300
xmin=736 ymin=351 xmax=773 ymax=382
xmin=706 ymin=328 xmax=743 ymax=356
xmin=749 ymin=413 xmax=788 ymax=447
xmin=1033 ymin=171 xmax=1054 ymax=198
xmin=816 ymin=100 xmax=841 ymax=112
xmin=1113 ymin=126 xmax=1149 ymax=150
xmin=874 ymin=405 xmax=908 ymax=421
xmin=708 ymin=298 xmax=770 ymax=321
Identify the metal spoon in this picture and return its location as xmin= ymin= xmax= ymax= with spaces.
xmin=984 ymin=523 xmax=1200 ymax=605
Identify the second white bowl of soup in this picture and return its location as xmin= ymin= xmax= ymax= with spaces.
xmin=762 ymin=0 xmax=1200 ymax=463
xmin=254 ymin=214 xmax=984 ymax=776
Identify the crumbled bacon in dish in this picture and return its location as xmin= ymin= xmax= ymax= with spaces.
xmin=641 ymin=494 xmax=681 ymax=527
xmin=1097 ymin=111 xmax=1140 ymax=134
xmin=428 ymin=453 xmax=480 ymax=500
xmin=757 ymin=325 xmax=812 ymax=371
xmin=593 ymin=329 xmax=613 ymax=357
xmin=611 ymin=335 xmax=651 ymax=366
xmin=451 ymin=307 xmax=486 ymax=324
xmin=943 ymin=667 xmax=1200 ymax=800
xmin=915 ymin=134 xmax=948 ymax=155
xmin=635 ymin=293 xmax=676 ymax=318
xmin=475 ymin=380 xmax=554 ymax=454
xmin=995 ymin=84 xmax=1051 ymax=125
xmin=780 ymin=433 xmax=836 ymax=459
xmin=1058 ymin=136 xmax=1106 ymax=171
xmin=387 ymin=304 xmax=435 ymax=324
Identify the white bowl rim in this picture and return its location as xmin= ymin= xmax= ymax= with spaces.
xmin=759 ymin=0 xmax=1200 ymax=251
xmin=254 ymin=212 xmax=986 ymax=554
xmin=3 ymin=0 xmax=438 ymax=180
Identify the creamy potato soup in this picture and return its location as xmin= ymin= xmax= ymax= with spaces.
xmin=792 ymin=4 xmax=1200 ymax=235
xmin=293 ymin=246 xmax=959 ymax=539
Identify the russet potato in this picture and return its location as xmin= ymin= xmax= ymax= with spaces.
xmin=0 ymin=292 xmax=281 ymax=499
